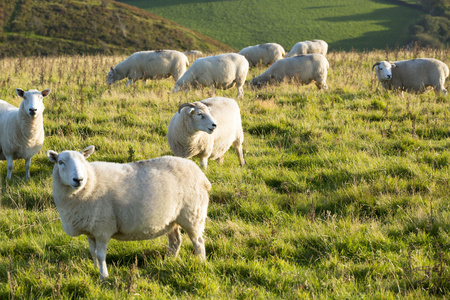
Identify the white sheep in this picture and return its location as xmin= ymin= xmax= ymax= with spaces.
xmin=286 ymin=39 xmax=328 ymax=57
xmin=107 ymin=50 xmax=189 ymax=86
xmin=250 ymin=54 xmax=329 ymax=90
xmin=238 ymin=43 xmax=285 ymax=67
xmin=183 ymin=50 xmax=203 ymax=63
xmin=0 ymin=88 xmax=51 ymax=180
xmin=172 ymin=53 xmax=249 ymax=98
xmin=167 ymin=97 xmax=245 ymax=169
xmin=372 ymin=58 xmax=449 ymax=96
xmin=47 ymin=145 xmax=211 ymax=279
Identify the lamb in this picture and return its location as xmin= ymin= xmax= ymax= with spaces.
xmin=172 ymin=53 xmax=249 ymax=98
xmin=183 ymin=50 xmax=203 ymax=63
xmin=372 ymin=58 xmax=449 ymax=96
xmin=167 ymin=97 xmax=245 ymax=169
xmin=107 ymin=50 xmax=189 ymax=86
xmin=0 ymin=88 xmax=51 ymax=180
xmin=250 ymin=54 xmax=329 ymax=90
xmin=47 ymin=145 xmax=211 ymax=279
xmin=286 ymin=39 xmax=328 ymax=57
xmin=238 ymin=43 xmax=285 ymax=67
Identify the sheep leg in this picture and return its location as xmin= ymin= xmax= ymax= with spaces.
xmin=218 ymin=155 xmax=224 ymax=164
xmin=87 ymin=236 xmax=99 ymax=268
xmin=95 ymin=239 xmax=110 ymax=279
xmin=233 ymin=141 xmax=245 ymax=166
xmin=200 ymin=157 xmax=208 ymax=169
xmin=24 ymin=158 xmax=32 ymax=180
xmin=167 ymin=224 xmax=182 ymax=257
xmin=5 ymin=155 xmax=13 ymax=180
xmin=237 ymin=86 xmax=244 ymax=99
xmin=187 ymin=233 xmax=206 ymax=261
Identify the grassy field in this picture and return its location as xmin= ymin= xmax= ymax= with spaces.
xmin=119 ymin=0 xmax=424 ymax=51
xmin=1 ymin=47 xmax=450 ymax=299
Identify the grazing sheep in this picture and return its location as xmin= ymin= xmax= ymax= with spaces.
xmin=167 ymin=97 xmax=245 ymax=169
xmin=250 ymin=54 xmax=329 ymax=90
xmin=372 ymin=58 xmax=449 ymax=96
xmin=47 ymin=145 xmax=211 ymax=279
xmin=286 ymin=39 xmax=328 ymax=57
xmin=238 ymin=43 xmax=285 ymax=67
xmin=183 ymin=50 xmax=203 ymax=63
xmin=107 ymin=50 xmax=189 ymax=86
xmin=0 ymin=88 xmax=51 ymax=180
xmin=172 ymin=53 xmax=249 ymax=98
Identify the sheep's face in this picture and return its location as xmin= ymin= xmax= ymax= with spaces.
xmin=16 ymin=88 xmax=50 ymax=118
xmin=186 ymin=103 xmax=217 ymax=134
xmin=373 ymin=61 xmax=396 ymax=82
xmin=250 ymin=76 xmax=265 ymax=89
xmin=47 ymin=146 xmax=95 ymax=190
xmin=107 ymin=67 xmax=120 ymax=85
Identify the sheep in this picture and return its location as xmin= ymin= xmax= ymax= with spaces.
xmin=107 ymin=50 xmax=189 ymax=86
xmin=286 ymin=39 xmax=328 ymax=57
xmin=172 ymin=53 xmax=249 ymax=98
xmin=372 ymin=58 xmax=449 ymax=96
xmin=250 ymin=54 xmax=329 ymax=90
xmin=0 ymin=88 xmax=51 ymax=180
xmin=183 ymin=50 xmax=203 ymax=63
xmin=167 ymin=97 xmax=245 ymax=169
xmin=46 ymin=145 xmax=211 ymax=279
xmin=238 ymin=43 xmax=285 ymax=67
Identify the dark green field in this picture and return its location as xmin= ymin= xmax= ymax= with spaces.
xmin=119 ymin=0 xmax=424 ymax=51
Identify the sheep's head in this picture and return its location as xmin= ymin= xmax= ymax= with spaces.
xmin=107 ymin=67 xmax=120 ymax=85
xmin=372 ymin=61 xmax=397 ymax=82
xmin=16 ymin=88 xmax=50 ymax=118
xmin=178 ymin=102 xmax=217 ymax=134
xmin=47 ymin=145 xmax=95 ymax=190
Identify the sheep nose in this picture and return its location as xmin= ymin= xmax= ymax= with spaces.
xmin=212 ymin=123 xmax=217 ymax=129
xmin=29 ymin=108 xmax=37 ymax=115
xmin=387 ymin=75 xmax=391 ymax=79
xmin=73 ymin=178 xmax=84 ymax=185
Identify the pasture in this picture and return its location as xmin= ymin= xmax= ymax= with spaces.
xmin=1 ymin=47 xmax=450 ymax=299
xmin=119 ymin=0 xmax=424 ymax=51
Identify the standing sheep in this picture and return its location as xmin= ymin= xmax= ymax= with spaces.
xmin=286 ymin=39 xmax=328 ymax=57
xmin=238 ymin=43 xmax=285 ymax=67
xmin=107 ymin=50 xmax=189 ymax=86
xmin=250 ymin=54 xmax=329 ymax=90
xmin=167 ymin=97 xmax=245 ymax=169
xmin=372 ymin=58 xmax=449 ymax=96
xmin=172 ymin=53 xmax=249 ymax=98
xmin=47 ymin=145 xmax=211 ymax=279
xmin=0 ymin=88 xmax=51 ymax=180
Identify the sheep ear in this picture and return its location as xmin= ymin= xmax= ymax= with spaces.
xmin=110 ymin=66 xmax=114 ymax=72
xmin=41 ymin=89 xmax=51 ymax=97
xmin=16 ymin=88 xmax=25 ymax=97
xmin=188 ymin=108 xmax=195 ymax=115
xmin=81 ymin=145 xmax=95 ymax=158
xmin=47 ymin=150 xmax=59 ymax=163
xmin=391 ymin=63 xmax=397 ymax=68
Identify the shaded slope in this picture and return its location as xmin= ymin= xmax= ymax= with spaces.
xmin=0 ymin=0 xmax=232 ymax=57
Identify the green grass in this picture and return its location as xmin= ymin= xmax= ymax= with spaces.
xmin=119 ymin=0 xmax=424 ymax=51
xmin=1 ymin=47 xmax=450 ymax=298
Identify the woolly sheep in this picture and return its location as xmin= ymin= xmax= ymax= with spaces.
xmin=183 ymin=50 xmax=203 ymax=63
xmin=167 ymin=97 xmax=245 ymax=169
xmin=250 ymin=54 xmax=329 ymax=90
xmin=0 ymin=88 xmax=51 ymax=180
xmin=107 ymin=50 xmax=189 ymax=86
xmin=172 ymin=53 xmax=249 ymax=98
xmin=372 ymin=58 xmax=449 ymax=96
xmin=286 ymin=39 xmax=328 ymax=57
xmin=47 ymin=145 xmax=211 ymax=279
xmin=238 ymin=43 xmax=285 ymax=67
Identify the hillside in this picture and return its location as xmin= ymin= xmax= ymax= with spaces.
xmin=119 ymin=0 xmax=425 ymax=51
xmin=0 ymin=0 xmax=232 ymax=57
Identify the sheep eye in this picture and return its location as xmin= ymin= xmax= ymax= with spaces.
xmin=58 ymin=161 xmax=65 ymax=166
xmin=379 ymin=68 xmax=383 ymax=70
